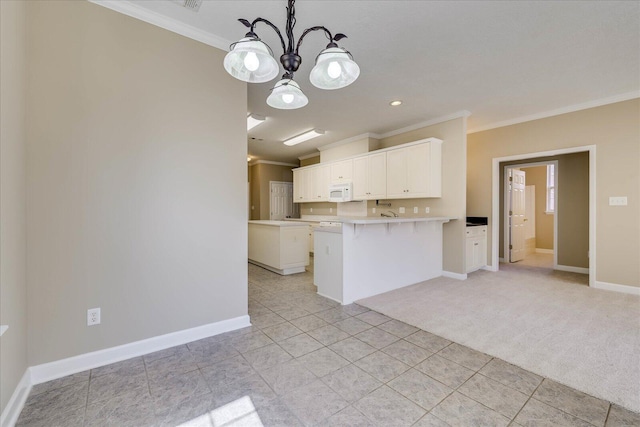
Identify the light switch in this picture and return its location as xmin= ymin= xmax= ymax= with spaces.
xmin=425 ymin=207 xmax=430 ymax=214
xmin=413 ymin=207 xmax=418 ymax=214
xmin=609 ymin=196 xmax=628 ymax=206
xmin=310 ymin=208 xmax=313 ymax=213
xmin=372 ymin=208 xmax=376 ymax=214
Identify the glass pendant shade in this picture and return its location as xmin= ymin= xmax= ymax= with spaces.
xmin=223 ymin=37 xmax=280 ymax=83
xmin=309 ymin=47 xmax=360 ymax=90
xmin=267 ymin=79 xmax=308 ymax=109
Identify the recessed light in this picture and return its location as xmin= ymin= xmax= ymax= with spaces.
xmin=389 ymin=100 xmax=402 ymax=106
xmin=247 ymin=156 xmax=252 ymax=162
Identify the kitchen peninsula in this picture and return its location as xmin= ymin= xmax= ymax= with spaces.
xmin=314 ymin=216 xmax=453 ymax=304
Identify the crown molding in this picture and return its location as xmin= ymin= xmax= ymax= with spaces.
xmin=379 ymin=111 xmax=472 ymax=139
xmin=250 ymin=160 xmax=298 ymax=167
xmin=89 ymin=0 xmax=230 ymax=51
xmin=468 ymin=91 xmax=640 ymax=134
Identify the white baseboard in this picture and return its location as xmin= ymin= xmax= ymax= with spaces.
xmin=30 ymin=315 xmax=250 ymax=385
xmin=442 ymin=271 xmax=468 ymax=280
xmin=555 ymin=265 xmax=589 ymax=274
xmin=317 ymin=292 xmax=345 ymax=305
xmin=482 ymin=264 xmax=499 ymax=272
xmin=535 ymin=248 xmax=554 ymax=254
xmin=593 ymin=281 xmax=640 ymax=296
xmin=0 ymin=370 xmax=31 ymax=427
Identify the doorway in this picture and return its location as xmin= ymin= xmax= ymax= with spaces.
xmin=491 ymin=146 xmax=595 ymax=287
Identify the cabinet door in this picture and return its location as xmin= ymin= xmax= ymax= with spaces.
xmin=330 ymin=159 xmax=353 ymax=183
xmin=313 ymin=165 xmax=330 ymax=201
xmin=406 ymin=143 xmax=429 ymax=197
xmin=386 ymin=148 xmax=408 ymax=198
xmin=293 ymin=169 xmax=305 ymax=203
xmin=368 ymin=152 xmax=387 ymax=199
xmin=303 ymin=168 xmax=314 ymax=202
xmin=352 ymin=156 xmax=369 ymax=199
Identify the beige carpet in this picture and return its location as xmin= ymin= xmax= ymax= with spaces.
xmin=357 ymin=264 xmax=640 ymax=413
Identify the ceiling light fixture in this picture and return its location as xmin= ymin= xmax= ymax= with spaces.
xmin=247 ymin=113 xmax=266 ymax=130
xmin=223 ymin=0 xmax=360 ymax=110
xmin=390 ymin=100 xmax=402 ymax=106
xmin=283 ymin=129 xmax=325 ymax=146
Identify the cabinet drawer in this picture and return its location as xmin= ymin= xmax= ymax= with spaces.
xmin=466 ymin=226 xmax=487 ymax=237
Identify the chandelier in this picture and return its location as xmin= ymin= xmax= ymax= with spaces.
xmin=223 ymin=0 xmax=360 ymax=110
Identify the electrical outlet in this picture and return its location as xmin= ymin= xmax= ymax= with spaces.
xmin=330 ymin=208 xmax=333 ymax=213
xmin=399 ymin=207 xmax=405 ymax=214
xmin=413 ymin=207 xmax=418 ymax=214
xmin=87 ymin=308 xmax=101 ymax=326
xmin=425 ymin=207 xmax=430 ymax=214
xmin=609 ymin=196 xmax=627 ymax=206
xmin=310 ymin=207 xmax=313 ymax=213
xmin=372 ymin=208 xmax=376 ymax=214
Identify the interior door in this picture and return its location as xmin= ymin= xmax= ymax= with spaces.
xmin=270 ymin=181 xmax=293 ymax=220
xmin=509 ymin=169 xmax=526 ymax=262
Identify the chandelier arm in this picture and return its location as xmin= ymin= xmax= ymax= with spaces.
xmin=250 ymin=18 xmax=287 ymax=53
xmin=295 ymin=26 xmax=335 ymax=54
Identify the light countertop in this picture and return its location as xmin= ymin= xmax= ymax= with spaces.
xmin=248 ymin=220 xmax=310 ymax=227
xmin=338 ymin=216 xmax=456 ymax=224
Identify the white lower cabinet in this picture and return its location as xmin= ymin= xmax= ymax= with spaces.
xmin=466 ymin=226 xmax=487 ymax=273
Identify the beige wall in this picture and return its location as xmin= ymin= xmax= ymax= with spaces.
xmin=500 ymin=153 xmax=589 ymax=268
xmin=521 ymin=166 xmax=554 ymax=250
xmin=249 ymin=163 xmax=294 ymax=220
xmin=378 ymin=118 xmax=467 ymax=275
xmin=468 ymin=99 xmax=639 ymax=287
xmin=1 ymin=0 xmax=29 ymax=412
xmin=25 ymin=1 xmax=248 ymax=365
xmin=300 ymin=156 xmax=320 ymax=167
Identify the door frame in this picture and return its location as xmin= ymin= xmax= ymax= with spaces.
xmin=503 ymin=161 xmax=558 ymax=268
xmin=490 ymin=145 xmax=595 ymax=287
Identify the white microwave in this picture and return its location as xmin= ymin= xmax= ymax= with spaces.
xmin=328 ymin=182 xmax=353 ymax=202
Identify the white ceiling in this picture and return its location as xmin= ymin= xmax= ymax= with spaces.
xmin=102 ymin=1 xmax=639 ymax=164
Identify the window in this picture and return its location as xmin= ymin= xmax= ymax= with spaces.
xmin=546 ymin=164 xmax=555 ymax=213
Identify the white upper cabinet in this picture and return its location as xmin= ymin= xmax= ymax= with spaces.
xmin=293 ymin=168 xmax=305 ymax=203
xmin=330 ymin=159 xmax=353 ymax=183
xmin=386 ymin=140 xmax=442 ymax=199
xmin=353 ymin=152 xmax=386 ymax=200
xmin=312 ymin=165 xmax=330 ymax=201
xmin=293 ymin=137 xmax=442 ymax=203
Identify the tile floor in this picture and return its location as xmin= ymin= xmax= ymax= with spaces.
xmin=16 ymin=262 xmax=639 ymax=426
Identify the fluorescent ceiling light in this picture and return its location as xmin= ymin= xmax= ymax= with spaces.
xmin=247 ymin=114 xmax=266 ymax=131
xmin=283 ymin=129 xmax=325 ymax=146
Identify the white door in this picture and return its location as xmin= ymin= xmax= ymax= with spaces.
xmin=509 ymin=169 xmax=526 ymax=262
xmin=270 ymin=181 xmax=294 ymax=220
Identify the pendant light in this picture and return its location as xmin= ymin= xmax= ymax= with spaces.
xmin=223 ymin=0 xmax=359 ymax=110
xmin=266 ymin=77 xmax=308 ymax=110
xmin=310 ymin=46 xmax=360 ymax=90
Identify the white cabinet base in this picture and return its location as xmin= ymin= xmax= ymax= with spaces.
xmin=248 ymin=260 xmax=306 ymax=276
xmin=248 ymin=221 xmax=309 ymax=276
